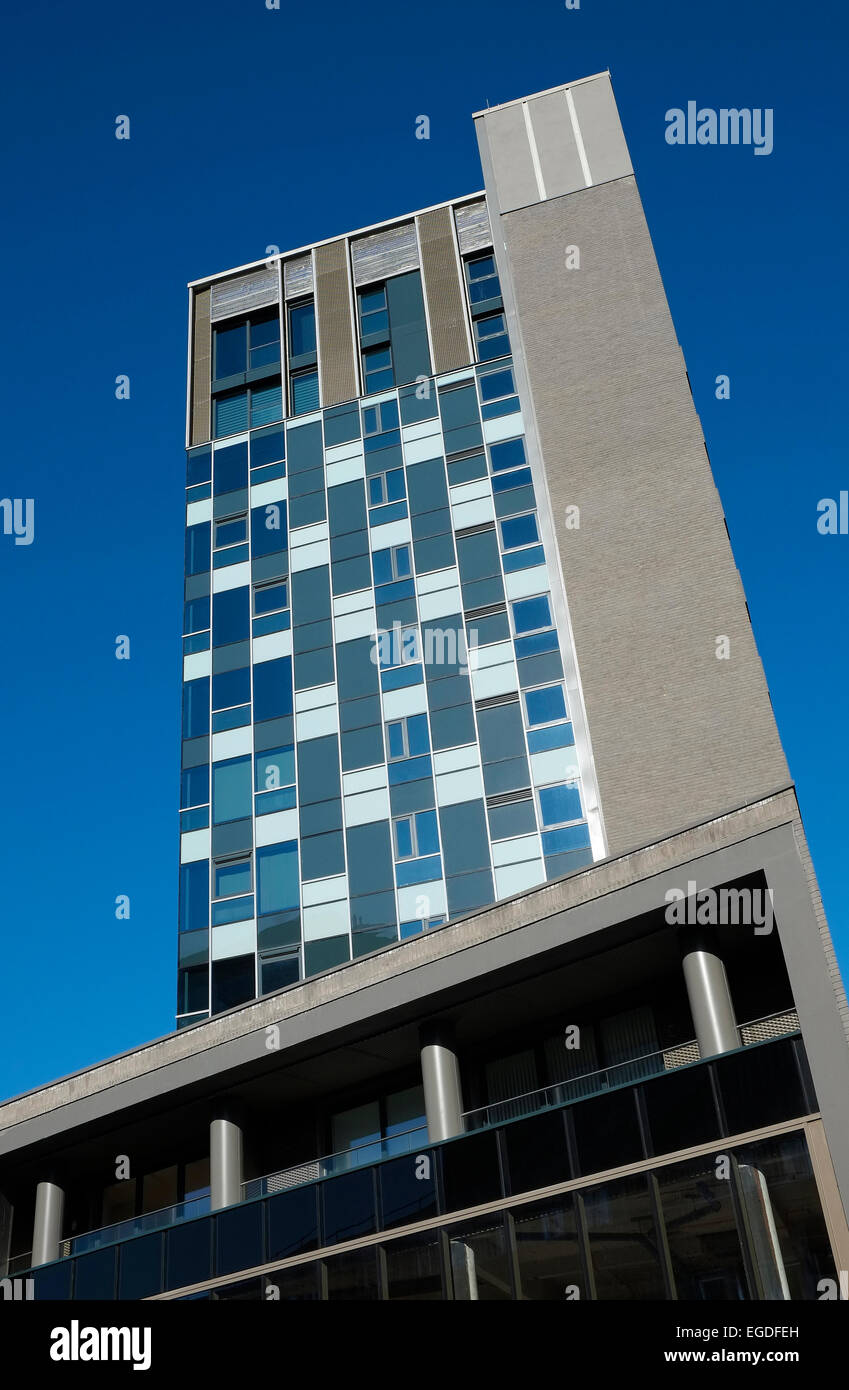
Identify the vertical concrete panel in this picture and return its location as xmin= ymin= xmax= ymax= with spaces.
xmin=417 ymin=207 xmax=471 ymax=374
xmin=527 ymin=90 xmax=585 ymax=198
xmin=315 ymin=239 xmax=358 ymax=407
xmin=482 ymin=105 xmax=539 ymax=213
xmin=190 ymin=287 xmax=211 ymax=446
xmin=571 ymin=75 xmax=633 ymax=185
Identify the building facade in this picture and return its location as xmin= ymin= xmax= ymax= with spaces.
xmin=2 ymin=73 xmax=848 ymax=1303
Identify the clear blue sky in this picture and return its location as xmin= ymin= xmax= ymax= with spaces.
xmin=1 ymin=0 xmax=847 ymax=1100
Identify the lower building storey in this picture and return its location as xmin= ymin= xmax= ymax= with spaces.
xmin=2 ymin=789 xmax=849 ymax=1301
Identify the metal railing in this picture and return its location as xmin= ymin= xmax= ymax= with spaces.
xmin=243 ymin=1123 xmax=428 ymax=1201
xmin=461 ymin=1008 xmax=801 ymax=1131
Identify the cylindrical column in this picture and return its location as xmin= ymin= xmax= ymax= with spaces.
xmin=210 ymin=1115 xmax=243 ymax=1211
xmin=32 ymin=1181 xmax=64 ymax=1268
xmin=420 ymin=1024 xmax=464 ymax=1142
xmin=679 ymin=928 xmax=740 ymax=1058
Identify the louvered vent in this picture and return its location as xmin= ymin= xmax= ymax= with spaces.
xmin=284 ymin=254 xmax=313 ymax=299
xmin=351 ymin=222 xmax=418 ymax=287
xmin=210 ymin=268 xmax=278 ymax=322
xmin=455 ymin=199 xmax=493 ymax=254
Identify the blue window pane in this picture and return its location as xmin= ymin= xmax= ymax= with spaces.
xmin=503 ymin=544 xmax=545 ymax=573
xmin=289 ymin=303 xmax=316 ymax=357
xmin=538 ymin=782 xmax=583 ymax=828
xmin=215 ymin=516 xmax=247 ymax=548
xmin=512 ymin=594 xmax=552 ymax=635
xmin=525 ymin=685 xmax=568 ymax=727
xmin=490 ymin=438 xmax=527 ymax=472
xmin=215 ymin=860 xmax=252 ymax=898
xmin=479 ymin=367 xmax=514 ymax=402
xmin=407 ymin=714 xmax=430 ymax=756
xmin=214 ymin=442 xmax=248 ymax=494
xmin=211 ymin=705 xmax=250 ymax=732
xmin=291 ymin=371 xmax=319 ymax=415
xmin=179 ymin=861 xmax=208 ymax=933
xmin=181 ymin=764 xmax=209 ymax=809
xmin=414 ymin=810 xmax=439 ymax=858
xmin=254 ymin=657 xmax=293 ymax=721
xmin=214 ymin=322 xmax=247 ymax=379
xmin=501 ymin=513 xmax=539 ymax=550
xmin=468 ymin=254 xmax=496 ymax=281
xmin=215 ymin=391 xmax=249 ymax=438
xmin=363 ymin=308 xmax=389 ymax=337
xmin=368 ymin=476 xmax=383 ymax=506
xmin=185 ymin=523 xmax=210 ymax=576
xmin=360 ymin=287 xmax=386 ymax=314
xmin=212 ymin=757 xmax=252 ymax=825
xmin=386 ymin=469 xmax=405 ymax=501
xmin=212 ymin=667 xmax=250 ymax=711
xmin=251 ymin=500 xmax=287 ymax=557
xmin=251 ymin=426 xmax=285 ymax=469
xmin=257 ymin=842 xmax=299 ymax=915
xmin=182 ymin=678 xmax=209 ymax=739
xmin=365 ymin=346 xmax=391 ymax=369
xmin=212 ymin=587 xmax=250 ymax=647
xmin=254 ymin=582 xmax=287 ymax=615
xmin=394 ymin=818 xmax=414 ymax=859
xmin=211 ymin=894 xmax=254 ymax=926
xmin=373 ymin=549 xmax=393 ymax=586
xmin=251 ymin=383 xmax=283 ymax=427
xmin=255 ymin=746 xmax=295 ymax=791
xmin=255 ymin=786 xmax=297 ymax=814
xmin=183 ymin=596 xmax=210 ymax=634
xmin=395 ymin=545 xmax=411 ymax=578
xmin=187 ymin=447 xmax=212 ymax=486
xmin=388 ymin=722 xmax=405 ymax=760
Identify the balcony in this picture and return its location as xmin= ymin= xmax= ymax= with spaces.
xmin=16 ymin=1022 xmax=815 ymax=1299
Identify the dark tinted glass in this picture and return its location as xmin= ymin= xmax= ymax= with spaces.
xmin=513 ymin=1194 xmax=585 ymax=1300
xmin=441 ymin=1130 xmax=502 ymax=1213
xmin=656 ymin=1154 xmax=749 ymax=1300
xmin=74 ymin=1246 xmax=117 ymax=1300
xmin=32 ymin=1259 xmax=73 ymax=1300
xmin=642 ymin=1063 xmax=719 ymax=1156
xmin=265 ymin=1263 xmax=321 ymax=1300
xmin=503 ymin=1110 xmax=570 ymax=1195
xmin=380 ymin=1151 xmax=438 ymax=1229
xmin=325 ymin=1247 xmax=380 ymax=1300
xmin=118 ymin=1233 xmax=163 ymax=1300
xmin=322 ymin=1169 xmax=376 ymax=1246
xmin=583 ymin=1173 xmax=666 ymax=1299
xmin=572 ymin=1087 xmax=644 ymax=1177
xmin=211 ymin=955 xmax=255 ymax=1014
xmin=734 ymin=1132 xmax=836 ymax=1301
xmin=267 ymin=1186 xmax=319 ymax=1262
xmin=446 ymin=1213 xmax=511 ymax=1300
xmin=215 ymin=1201 xmax=264 ymax=1276
xmin=166 ymin=1217 xmax=212 ymax=1291
xmin=211 ymin=1277 xmax=263 ymax=1300
xmin=715 ymin=1038 xmax=806 ymax=1135
xmin=384 ymin=1230 xmax=444 ymax=1300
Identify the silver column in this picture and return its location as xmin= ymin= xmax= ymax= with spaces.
xmin=680 ymin=928 xmax=740 ymax=1058
xmin=210 ymin=1115 xmax=243 ymax=1211
xmin=420 ymin=1024 xmax=464 ymax=1142
xmin=32 ymin=1181 xmax=64 ymax=1268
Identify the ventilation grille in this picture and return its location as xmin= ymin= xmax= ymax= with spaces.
xmin=210 ymin=268 xmax=278 ymax=323
xmin=284 ymin=254 xmax=313 ymax=299
xmin=740 ymin=1009 xmax=799 ymax=1046
xmin=455 ymin=199 xmax=493 ymax=254
xmin=351 ymin=222 xmax=418 ymax=287
xmin=662 ymin=1042 xmax=701 ymax=1070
